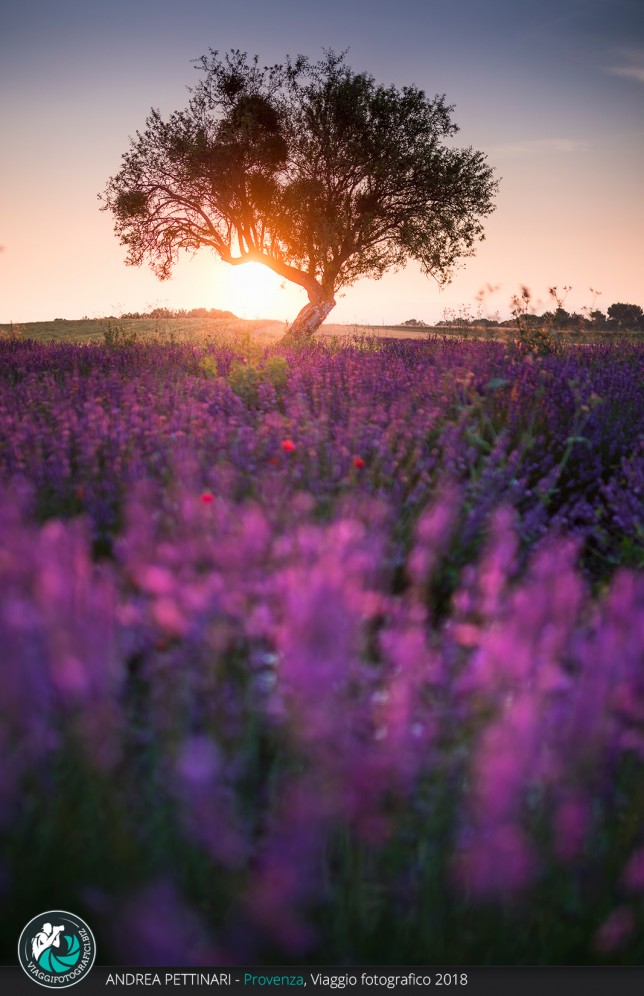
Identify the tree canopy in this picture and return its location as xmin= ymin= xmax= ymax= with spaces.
xmin=607 ymin=303 xmax=644 ymax=330
xmin=100 ymin=49 xmax=499 ymax=343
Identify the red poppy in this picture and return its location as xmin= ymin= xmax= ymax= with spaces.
xmin=200 ymin=491 xmax=215 ymax=504
xmin=353 ymin=456 xmax=365 ymax=469
xmin=281 ymin=439 xmax=296 ymax=452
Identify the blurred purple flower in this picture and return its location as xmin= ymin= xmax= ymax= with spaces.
xmin=621 ymin=848 xmax=644 ymax=892
xmin=553 ymin=793 xmax=590 ymax=863
xmin=105 ymin=880 xmax=224 ymax=965
xmin=455 ymin=822 xmax=538 ymax=898
xmin=593 ymin=906 xmax=635 ymax=956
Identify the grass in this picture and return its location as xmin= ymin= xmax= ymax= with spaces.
xmin=0 ymin=316 xmax=284 ymax=346
xmin=2 ymin=315 xmax=637 ymax=350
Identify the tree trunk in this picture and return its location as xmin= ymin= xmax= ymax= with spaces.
xmin=280 ymin=296 xmax=336 ymax=346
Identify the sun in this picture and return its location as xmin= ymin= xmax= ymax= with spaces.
xmin=213 ymin=261 xmax=306 ymax=321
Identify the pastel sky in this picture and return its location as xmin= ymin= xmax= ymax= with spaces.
xmin=1 ymin=0 xmax=643 ymax=325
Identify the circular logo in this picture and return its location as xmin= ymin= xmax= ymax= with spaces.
xmin=18 ymin=911 xmax=96 ymax=988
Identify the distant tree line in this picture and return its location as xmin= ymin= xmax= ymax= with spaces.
xmin=436 ymin=302 xmax=644 ymax=331
xmin=118 ymin=307 xmax=237 ymax=320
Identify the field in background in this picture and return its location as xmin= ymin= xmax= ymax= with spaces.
xmin=1 ymin=316 xmax=636 ymax=346
xmin=0 ymin=316 xmax=283 ymax=346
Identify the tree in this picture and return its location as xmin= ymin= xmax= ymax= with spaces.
xmin=607 ymin=303 xmax=644 ymax=331
xmin=100 ymin=49 xmax=498 ymax=345
xmin=589 ymin=309 xmax=607 ymax=329
xmin=552 ymin=307 xmax=570 ymax=328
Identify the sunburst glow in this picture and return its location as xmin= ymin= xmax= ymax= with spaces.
xmin=213 ymin=261 xmax=306 ymax=321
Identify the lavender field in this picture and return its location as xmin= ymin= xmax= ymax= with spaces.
xmin=1 ymin=332 xmax=643 ymax=965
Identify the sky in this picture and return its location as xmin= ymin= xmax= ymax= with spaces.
xmin=1 ymin=0 xmax=643 ymax=326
